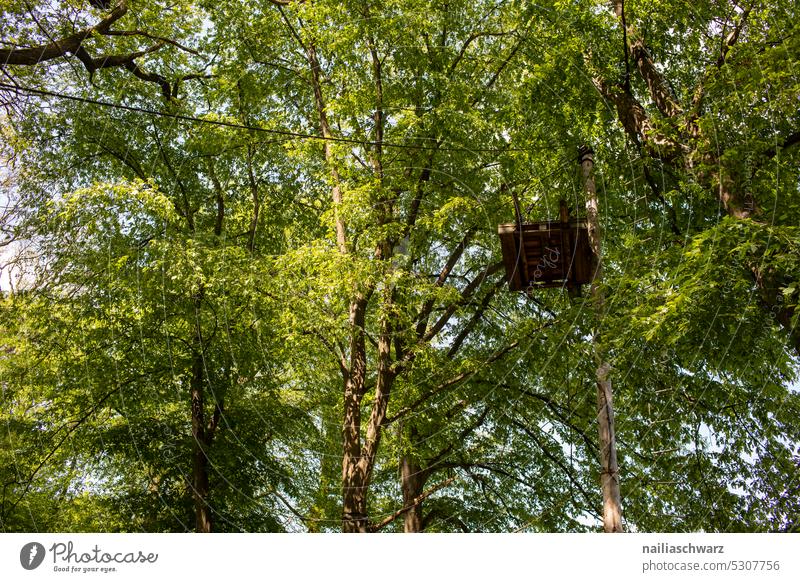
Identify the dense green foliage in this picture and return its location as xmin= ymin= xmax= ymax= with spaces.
xmin=1 ymin=0 xmax=799 ymax=532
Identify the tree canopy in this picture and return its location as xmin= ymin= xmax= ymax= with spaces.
xmin=1 ymin=0 xmax=799 ymax=533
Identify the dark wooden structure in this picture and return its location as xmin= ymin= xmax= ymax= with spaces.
xmin=498 ymin=200 xmax=594 ymax=292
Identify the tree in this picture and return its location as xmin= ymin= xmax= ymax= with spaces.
xmin=2 ymin=0 xmax=799 ymax=534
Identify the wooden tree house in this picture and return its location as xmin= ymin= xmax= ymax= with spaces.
xmin=497 ymin=199 xmax=595 ymax=292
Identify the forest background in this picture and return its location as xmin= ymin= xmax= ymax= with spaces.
xmin=1 ymin=0 xmax=799 ymax=533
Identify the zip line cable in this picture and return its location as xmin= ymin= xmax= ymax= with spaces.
xmin=0 ymin=81 xmax=529 ymax=155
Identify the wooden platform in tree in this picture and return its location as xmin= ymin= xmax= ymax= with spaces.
xmin=497 ymin=216 xmax=595 ymax=292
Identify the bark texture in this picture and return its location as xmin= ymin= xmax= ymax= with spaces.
xmin=597 ymin=3 xmax=800 ymax=358
xmin=581 ymin=147 xmax=624 ymax=533
xmin=400 ymin=456 xmax=425 ymax=532
xmin=190 ymin=352 xmax=213 ymax=533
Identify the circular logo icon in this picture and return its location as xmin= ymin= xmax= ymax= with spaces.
xmin=20 ymin=542 xmax=46 ymax=570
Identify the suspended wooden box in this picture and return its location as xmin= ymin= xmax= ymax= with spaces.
xmin=497 ymin=203 xmax=595 ymax=292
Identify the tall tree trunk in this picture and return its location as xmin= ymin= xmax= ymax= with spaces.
xmin=400 ymin=456 xmax=425 ymax=532
xmin=340 ymin=298 xmax=397 ymax=533
xmin=303 ymin=39 xmax=372 ymax=532
xmin=341 ymin=294 xmax=369 ymax=533
xmin=341 ymin=471 xmax=368 ymax=533
xmin=190 ymin=351 xmax=212 ymax=533
xmin=341 ymin=373 xmax=367 ymax=533
xmin=581 ymin=146 xmax=624 ymax=533
xmin=303 ymin=25 xmax=397 ymax=533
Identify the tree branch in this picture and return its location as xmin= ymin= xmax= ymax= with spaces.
xmin=387 ymin=339 xmax=520 ymax=425
xmin=205 ymin=158 xmax=225 ymax=237
xmin=3 ymin=371 xmax=158 ymax=519
xmin=368 ymin=476 xmax=456 ymax=532
xmin=415 ymin=228 xmax=476 ymax=338
xmin=690 ymin=5 xmax=753 ymax=125
xmin=593 ymin=76 xmax=682 ymax=160
xmin=471 ymin=37 xmax=523 ymax=107
xmin=0 ymin=1 xmax=129 ymax=66
xmin=123 ymin=59 xmax=173 ymax=101
xmin=509 ymin=419 xmax=599 ymax=517
xmin=629 ymin=38 xmax=683 ymax=118
xmin=422 ymin=261 xmax=503 ymax=344
xmin=447 ymin=31 xmax=514 ymax=78
xmin=716 ymin=5 xmax=753 ymax=69
xmin=104 ymin=29 xmax=200 ymax=55
xmin=426 ymin=406 xmax=491 ymax=469
xmin=446 ymin=278 xmax=504 ymax=359
xmin=763 ymin=131 xmax=800 ymax=159
xmin=610 ymin=0 xmax=681 ymax=118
